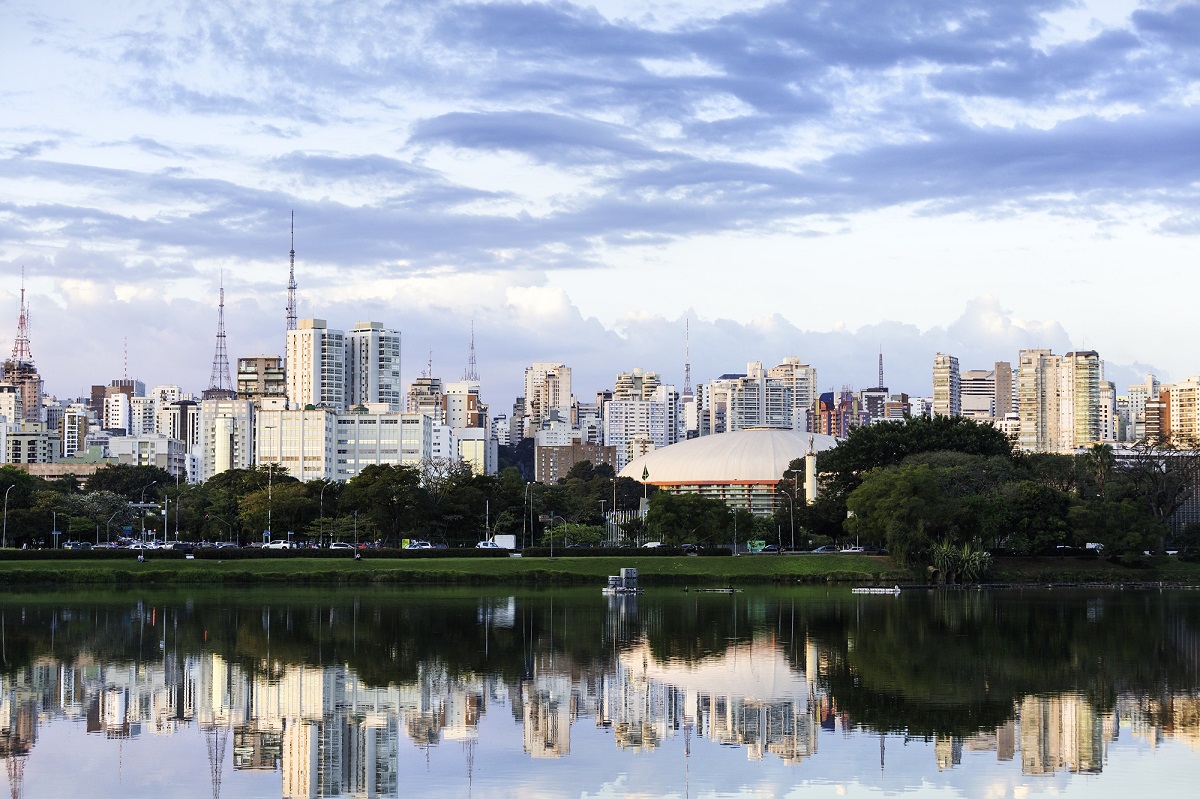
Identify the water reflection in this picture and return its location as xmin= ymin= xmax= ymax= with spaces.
xmin=0 ymin=587 xmax=1197 ymax=797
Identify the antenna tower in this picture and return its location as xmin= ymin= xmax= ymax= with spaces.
xmin=682 ymin=318 xmax=692 ymax=397
xmin=204 ymin=724 xmax=228 ymax=799
xmin=878 ymin=349 xmax=884 ymax=389
xmin=10 ymin=269 xmax=32 ymax=363
xmin=206 ymin=275 xmax=235 ymax=397
xmin=286 ymin=211 xmax=298 ymax=332
xmin=463 ymin=321 xmax=479 ymax=381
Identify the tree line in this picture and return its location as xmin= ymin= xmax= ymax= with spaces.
xmin=0 ymin=457 xmax=647 ymax=548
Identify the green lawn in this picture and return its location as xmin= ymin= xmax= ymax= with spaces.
xmin=0 ymin=553 xmax=905 ymax=586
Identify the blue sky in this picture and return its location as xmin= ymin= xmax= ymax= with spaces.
xmin=1 ymin=0 xmax=1196 ymax=405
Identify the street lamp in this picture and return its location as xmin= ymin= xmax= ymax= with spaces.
xmin=105 ymin=509 xmax=123 ymax=544
xmin=779 ymin=481 xmax=798 ymax=553
xmin=140 ymin=481 xmax=157 ymax=545
xmin=2 ymin=484 xmax=13 ymax=549
xmin=549 ymin=514 xmax=566 ymax=558
xmin=206 ymin=514 xmax=233 ymax=544
xmin=319 ymin=479 xmax=333 ymax=547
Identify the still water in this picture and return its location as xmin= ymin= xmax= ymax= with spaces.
xmin=0 ymin=585 xmax=1198 ymax=798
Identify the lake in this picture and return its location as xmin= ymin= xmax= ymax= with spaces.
xmin=0 ymin=585 xmax=1197 ymax=797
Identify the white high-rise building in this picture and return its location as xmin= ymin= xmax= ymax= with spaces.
xmin=336 ymin=408 xmax=433 ymax=480
xmin=767 ymin=357 xmax=817 ymax=433
xmin=286 ymin=319 xmax=346 ymax=411
xmin=932 ymin=353 xmax=961 ymax=418
xmin=1166 ymin=376 xmax=1200 ymax=447
xmin=199 ymin=398 xmax=255 ymax=481
xmin=103 ymin=392 xmax=131 ymax=432
xmin=129 ymin=395 xmax=158 ymax=436
xmin=523 ymin=362 xmax=572 ymax=436
xmin=345 ymin=322 xmax=402 ymax=411
xmin=603 ymin=385 xmax=676 ymax=471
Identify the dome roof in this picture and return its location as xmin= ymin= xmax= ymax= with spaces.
xmin=618 ymin=428 xmax=839 ymax=485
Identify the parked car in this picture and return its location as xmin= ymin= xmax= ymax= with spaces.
xmin=761 ymin=544 xmax=781 ymax=553
xmin=680 ymin=543 xmax=702 ymax=554
xmin=475 ymin=540 xmax=502 ymax=549
xmin=641 ymin=541 xmax=662 ymax=548
xmin=62 ymin=541 xmax=92 ymax=551
xmin=810 ymin=545 xmax=839 ymax=554
xmin=404 ymin=540 xmax=434 ymax=550
xmin=839 ymin=546 xmax=865 ymax=554
xmin=263 ymin=540 xmax=293 ymax=550
xmin=329 ymin=542 xmax=355 ymax=550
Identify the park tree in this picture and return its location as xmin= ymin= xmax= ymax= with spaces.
xmin=340 ymin=464 xmax=424 ymax=544
xmin=83 ymin=464 xmax=173 ymax=500
xmin=644 ymin=492 xmax=731 ymax=547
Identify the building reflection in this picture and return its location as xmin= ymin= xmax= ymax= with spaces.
xmin=0 ymin=603 xmax=1199 ymax=798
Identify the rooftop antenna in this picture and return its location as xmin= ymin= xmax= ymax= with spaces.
xmin=205 ymin=272 xmax=235 ymax=397
xmin=463 ymin=321 xmax=479 ymax=381
xmin=683 ymin=318 xmax=692 ymax=398
xmin=423 ymin=351 xmax=433 ymax=379
xmin=123 ymin=337 xmax=129 ymax=379
xmin=10 ymin=267 xmax=32 ymax=363
xmin=878 ymin=348 xmax=884 ymax=389
xmin=286 ymin=211 xmax=298 ymax=332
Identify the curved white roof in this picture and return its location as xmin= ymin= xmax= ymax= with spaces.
xmin=618 ymin=428 xmax=839 ymax=485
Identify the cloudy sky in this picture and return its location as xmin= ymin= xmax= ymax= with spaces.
xmin=2 ymin=0 xmax=1196 ymax=407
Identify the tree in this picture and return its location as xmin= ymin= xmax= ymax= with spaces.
xmin=83 ymin=464 xmax=173 ymax=500
xmin=644 ymin=492 xmax=731 ymax=547
xmin=340 ymin=464 xmax=423 ymax=544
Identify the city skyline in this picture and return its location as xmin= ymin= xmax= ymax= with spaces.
xmin=3 ymin=0 xmax=1197 ymax=405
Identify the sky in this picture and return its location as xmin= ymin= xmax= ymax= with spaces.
xmin=2 ymin=0 xmax=1197 ymax=408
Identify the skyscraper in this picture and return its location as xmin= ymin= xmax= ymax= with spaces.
xmin=932 ymin=353 xmax=961 ymax=418
xmin=286 ymin=319 xmax=346 ymax=411
xmin=345 ymin=322 xmax=402 ymax=411
xmin=523 ymin=362 xmax=572 ymax=436
xmin=2 ymin=278 xmax=43 ymax=423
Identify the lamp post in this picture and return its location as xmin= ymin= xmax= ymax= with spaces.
xmin=105 ymin=509 xmax=122 ymax=545
xmin=549 ymin=515 xmax=566 ymax=558
xmin=319 ymin=479 xmax=332 ymax=547
xmin=779 ymin=481 xmax=798 ymax=553
xmin=206 ymin=514 xmax=233 ymax=544
xmin=140 ymin=481 xmax=157 ymax=546
xmin=599 ymin=500 xmax=606 ymax=545
xmin=3 ymin=484 xmax=13 ymax=549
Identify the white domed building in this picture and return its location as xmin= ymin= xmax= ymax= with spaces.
xmin=618 ymin=428 xmax=839 ymax=517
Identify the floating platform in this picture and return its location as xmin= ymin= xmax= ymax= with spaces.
xmin=851 ymin=586 xmax=902 ymax=595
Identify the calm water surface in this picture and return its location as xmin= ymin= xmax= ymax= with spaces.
xmin=0 ymin=585 xmax=1197 ymax=798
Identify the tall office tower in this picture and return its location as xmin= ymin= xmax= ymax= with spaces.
xmin=1061 ymin=351 xmax=1101 ymax=450
xmin=103 ymin=392 xmax=132 ymax=433
xmin=1098 ymin=381 xmax=1119 ymax=441
xmin=1127 ymin=374 xmax=1161 ymax=442
xmin=2 ymin=277 xmax=43 ymax=423
xmin=960 ymin=369 xmax=996 ymax=419
xmin=994 ymin=361 xmax=1015 ymax=418
xmin=1018 ymin=349 xmax=1062 ymax=453
xmin=1166 ymin=376 xmax=1200 ymax=446
xmin=203 ymin=279 xmax=237 ymax=401
xmin=768 ymin=357 xmax=817 ymax=432
xmin=198 ymin=398 xmax=255 ymax=481
xmin=236 ymin=356 xmax=287 ymax=404
xmin=345 ymin=321 xmax=403 ymax=411
xmin=286 ymin=319 xmax=346 ymax=411
xmin=523 ymin=362 xmax=572 ymax=436
xmin=407 ymin=374 xmax=446 ymax=424
xmin=932 ymin=353 xmax=961 ymax=418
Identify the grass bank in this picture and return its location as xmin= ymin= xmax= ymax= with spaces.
xmin=0 ymin=553 xmax=904 ymax=586
xmin=0 ymin=553 xmax=1195 ymax=587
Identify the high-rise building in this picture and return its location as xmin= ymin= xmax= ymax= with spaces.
xmin=1018 ymin=349 xmax=1061 ymax=453
xmin=346 ymin=322 xmax=402 ymax=411
xmin=1062 ymin=351 xmax=1101 ymax=450
xmin=768 ymin=357 xmax=817 ymax=432
xmin=407 ymin=375 xmax=446 ymax=424
xmin=444 ymin=380 xmax=487 ymax=429
xmin=603 ymin=384 xmax=678 ymax=471
xmin=932 ymin=353 xmax=961 ymax=418
xmin=1128 ymin=375 xmax=1162 ymax=442
xmin=255 ymin=404 xmax=336 ymax=482
xmin=960 ymin=369 xmax=996 ymax=419
xmin=1166 ymin=376 xmax=1200 ymax=447
xmin=237 ymin=356 xmax=287 ymax=404
xmin=523 ymin=362 xmax=572 ymax=437
xmin=286 ymin=319 xmax=346 ymax=411
xmin=198 ymin=398 xmax=255 ymax=481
